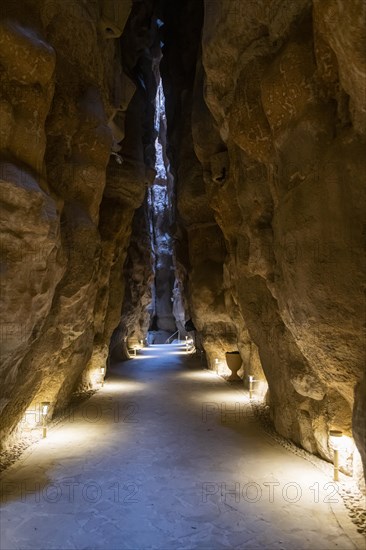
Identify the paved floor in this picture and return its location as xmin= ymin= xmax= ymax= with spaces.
xmin=0 ymin=344 xmax=363 ymax=549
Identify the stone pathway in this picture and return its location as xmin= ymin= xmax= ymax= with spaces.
xmin=1 ymin=344 xmax=364 ymax=549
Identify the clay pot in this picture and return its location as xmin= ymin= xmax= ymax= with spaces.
xmin=225 ymin=352 xmax=242 ymax=381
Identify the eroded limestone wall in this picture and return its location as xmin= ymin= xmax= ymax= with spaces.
xmin=109 ymin=200 xmax=154 ymax=361
xmin=1 ymin=0 xmax=365 ymax=487
xmin=0 ymin=0 xmax=158 ymax=448
xmin=161 ymin=0 xmax=366 ymax=483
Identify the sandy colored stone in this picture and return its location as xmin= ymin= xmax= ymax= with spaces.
xmin=0 ymin=0 xmax=365 ymax=498
xmin=162 ymin=0 xmax=366 ymax=486
xmin=0 ymin=0 xmax=161 ymax=449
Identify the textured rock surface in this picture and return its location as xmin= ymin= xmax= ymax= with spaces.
xmin=109 ymin=201 xmax=154 ymax=361
xmin=0 ymin=0 xmax=158 ymax=447
xmin=161 ymin=0 xmax=366 ymax=484
xmin=148 ymin=82 xmax=178 ymax=343
xmin=0 ymin=0 xmax=365 ymax=491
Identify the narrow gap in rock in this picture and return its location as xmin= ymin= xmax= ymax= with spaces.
xmin=147 ymin=79 xmax=178 ymax=344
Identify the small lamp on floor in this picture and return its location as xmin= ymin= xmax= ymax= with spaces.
xmin=41 ymin=402 xmax=50 ymax=438
xmin=329 ymin=430 xmax=343 ymax=481
xmin=100 ymin=366 xmax=105 ymax=387
xmin=249 ymin=375 xmax=254 ymax=400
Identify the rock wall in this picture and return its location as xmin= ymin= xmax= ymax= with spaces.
xmin=0 ymin=0 xmax=158 ymax=447
xmin=147 ymin=81 xmax=177 ymax=343
xmin=161 ymin=0 xmax=366 ymax=483
xmin=109 ymin=200 xmax=154 ymax=361
xmin=0 ymin=0 xmax=365 ymax=487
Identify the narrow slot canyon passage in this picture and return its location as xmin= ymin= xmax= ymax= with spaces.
xmin=147 ymin=80 xmax=178 ymax=345
xmin=1 ymin=345 xmax=362 ymax=549
xmin=1 ymin=0 xmax=366 ymax=549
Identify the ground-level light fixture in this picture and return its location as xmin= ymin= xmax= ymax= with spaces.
xmin=329 ymin=429 xmax=343 ymax=481
xmin=249 ymin=375 xmax=254 ymax=400
xmin=41 ymin=401 xmax=50 ymax=438
xmin=185 ymin=336 xmax=194 ymax=352
xmin=100 ymin=366 xmax=105 ymax=387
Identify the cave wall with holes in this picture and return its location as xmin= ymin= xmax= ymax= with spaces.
xmin=0 ymin=0 xmax=161 ymax=448
xmin=160 ymin=0 xmax=366 ymax=485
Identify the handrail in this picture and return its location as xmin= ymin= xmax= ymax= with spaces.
xmin=164 ymin=330 xmax=180 ymax=344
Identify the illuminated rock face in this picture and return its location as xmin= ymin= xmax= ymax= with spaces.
xmin=0 ymin=0 xmax=365 ymax=488
xmin=0 ymin=0 xmax=158 ymax=446
xmin=161 ymin=0 xmax=366 ymax=484
xmin=147 ymin=82 xmax=177 ymax=343
xmin=109 ymin=201 xmax=154 ymax=361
